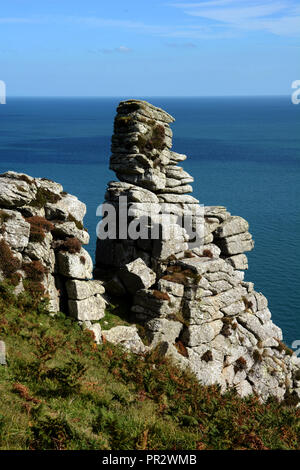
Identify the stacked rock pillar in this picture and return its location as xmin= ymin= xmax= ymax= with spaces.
xmin=95 ymin=99 xmax=300 ymax=402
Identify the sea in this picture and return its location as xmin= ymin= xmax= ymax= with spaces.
xmin=0 ymin=96 xmax=299 ymax=347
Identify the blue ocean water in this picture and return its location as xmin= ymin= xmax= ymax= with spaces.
xmin=0 ymin=97 xmax=299 ymax=346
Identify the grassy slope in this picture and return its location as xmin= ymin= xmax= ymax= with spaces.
xmin=0 ymin=281 xmax=299 ymax=451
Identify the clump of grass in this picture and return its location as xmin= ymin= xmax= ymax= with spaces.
xmin=23 ymin=279 xmax=46 ymax=299
xmin=26 ymin=216 xmax=54 ymax=243
xmin=166 ymin=311 xmax=189 ymax=327
xmin=253 ymin=349 xmax=263 ymax=363
xmin=67 ymin=214 xmax=84 ymax=230
xmin=242 ymin=296 xmax=253 ymax=312
xmin=275 ymin=340 xmax=294 ymax=357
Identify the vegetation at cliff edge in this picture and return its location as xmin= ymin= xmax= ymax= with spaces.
xmin=0 ymin=281 xmax=299 ymax=450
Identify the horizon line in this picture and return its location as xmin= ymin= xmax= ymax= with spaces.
xmin=4 ymin=94 xmax=291 ymax=99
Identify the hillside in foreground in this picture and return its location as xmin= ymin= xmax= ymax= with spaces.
xmin=0 ymin=281 xmax=299 ymax=451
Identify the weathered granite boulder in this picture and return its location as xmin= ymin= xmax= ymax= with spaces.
xmin=102 ymin=325 xmax=148 ymax=354
xmin=45 ymin=194 xmax=86 ymax=222
xmin=56 ymin=248 xmax=93 ymax=279
xmin=68 ymin=295 xmax=106 ymax=321
xmin=0 ymin=209 xmax=30 ymax=251
xmin=66 ymin=279 xmax=105 ymax=300
xmin=118 ymin=258 xmax=156 ymax=295
xmin=0 ymin=176 xmax=36 ymax=207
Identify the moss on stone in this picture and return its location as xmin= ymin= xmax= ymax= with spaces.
xmin=30 ymin=187 xmax=62 ymax=209
xmin=67 ymin=214 xmax=84 ymax=230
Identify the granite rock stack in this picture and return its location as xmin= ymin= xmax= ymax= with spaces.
xmin=95 ymin=99 xmax=300 ymax=403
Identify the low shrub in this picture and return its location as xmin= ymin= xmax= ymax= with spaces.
xmin=0 ymin=239 xmax=21 ymax=279
xmin=53 ymin=237 xmax=82 ymax=254
xmin=23 ymin=261 xmax=48 ymax=282
xmin=26 ymin=216 xmax=54 ymax=243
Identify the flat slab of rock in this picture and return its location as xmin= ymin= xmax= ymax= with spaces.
xmin=215 ymin=216 xmax=249 ymax=238
xmin=0 ymin=175 xmax=36 ymax=207
xmin=216 ymin=232 xmax=254 ymax=255
xmin=68 ymin=295 xmax=106 ymax=321
xmin=52 ymin=221 xmax=89 ymax=245
xmin=119 ymin=258 xmax=156 ymax=295
xmin=45 ymin=194 xmax=86 ymax=222
xmin=102 ymin=325 xmax=147 ymax=354
xmin=66 ymin=279 xmax=105 ymax=300
xmin=57 ymin=248 xmax=93 ymax=279
xmin=0 ymin=209 xmax=30 ymax=251
xmin=226 ymin=254 xmax=248 ymax=270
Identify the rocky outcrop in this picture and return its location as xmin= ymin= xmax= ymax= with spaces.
xmin=1 ymin=100 xmax=299 ymax=405
xmin=95 ymin=99 xmax=300 ymax=403
xmin=0 ymin=171 xmax=106 ymax=328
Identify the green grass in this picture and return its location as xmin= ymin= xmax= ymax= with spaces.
xmin=0 ymin=280 xmax=299 ymax=450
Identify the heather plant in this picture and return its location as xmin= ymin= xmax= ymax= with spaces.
xmin=26 ymin=216 xmax=54 ymax=243
xmin=0 ymin=239 xmax=21 ymax=280
xmin=53 ymin=237 xmax=82 ymax=254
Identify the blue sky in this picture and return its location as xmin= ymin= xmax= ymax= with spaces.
xmin=0 ymin=0 xmax=299 ymax=96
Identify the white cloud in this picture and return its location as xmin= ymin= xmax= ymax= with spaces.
xmin=166 ymin=42 xmax=197 ymax=47
xmin=0 ymin=17 xmax=38 ymax=23
xmin=90 ymin=46 xmax=132 ymax=54
xmin=117 ymin=46 xmax=131 ymax=53
xmin=169 ymin=1 xmax=239 ymax=8
xmin=168 ymin=0 xmax=300 ymax=36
